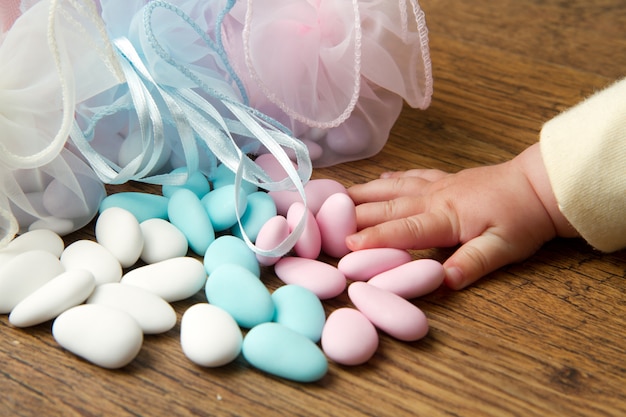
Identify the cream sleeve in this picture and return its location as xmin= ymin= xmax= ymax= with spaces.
xmin=540 ymin=78 xmax=626 ymax=252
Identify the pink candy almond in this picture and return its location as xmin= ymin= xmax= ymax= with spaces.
xmin=337 ymin=248 xmax=413 ymax=281
xmin=367 ymin=259 xmax=445 ymax=299
xmin=274 ymin=257 xmax=346 ymax=300
xmin=348 ymin=282 xmax=428 ymax=342
xmin=269 ymin=178 xmax=348 ymax=216
xmin=321 ymin=308 xmax=379 ymax=366
xmin=255 ymin=215 xmax=290 ymax=266
xmin=316 ymin=193 xmax=356 ymax=259
xmin=286 ymin=202 xmax=321 ymax=260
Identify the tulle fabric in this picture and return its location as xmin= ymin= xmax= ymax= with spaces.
xmin=0 ymin=1 xmax=121 ymax=168
xmin=77 ymin=0 xmax=311 ymax=189
xmin=0 ymin=0 xmax=432 ymax=247
xmin=0 ymin=0 xmax=21 ymax=35
xmin=0 ymin=0 xmax=120 ymax=246
xmin=0 ymin=0 xmax=312 ymax=250
xmin=223 ymin=0 xmax=432 ymax=166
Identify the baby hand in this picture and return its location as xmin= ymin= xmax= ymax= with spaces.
xmin=346 ymin=144 xmax=576 ymax=289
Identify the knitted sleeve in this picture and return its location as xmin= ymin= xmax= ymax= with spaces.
xmin=540 ymin=78 xmax=626 ymax=252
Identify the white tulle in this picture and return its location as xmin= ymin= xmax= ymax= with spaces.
xmin=0 ymin=0 xmax=118 ymax=245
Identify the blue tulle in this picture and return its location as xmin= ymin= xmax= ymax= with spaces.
xmin=74 ymin=0 xmax=311 ymax=189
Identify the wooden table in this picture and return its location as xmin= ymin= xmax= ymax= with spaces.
xmin=2 ymin=1 xmax=625 ymax=416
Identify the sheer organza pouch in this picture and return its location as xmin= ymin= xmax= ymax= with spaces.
xmin=87 ymin=0 xmax=432 ymax=171
xmin=76 ymin=0 xmax=313 ymax=259
xmin=222 ymin=0 xmax=433 ymax=166
xmin=0 ymin=0 xmax=121 ymax=245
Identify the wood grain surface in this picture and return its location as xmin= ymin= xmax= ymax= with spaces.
xmin=2 ymin=1 xmax=625 ymax=416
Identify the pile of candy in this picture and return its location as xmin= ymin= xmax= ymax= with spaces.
xmin=0 ymin=160 xmax=444 ymax=383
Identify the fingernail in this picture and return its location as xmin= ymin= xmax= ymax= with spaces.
xmin=444 ymin=267 xmax=465 ymax=290
xmin=380 ymin=172 xmax=392 ymax=179
xmin=345 ymin=233 xmax=362 ymax=250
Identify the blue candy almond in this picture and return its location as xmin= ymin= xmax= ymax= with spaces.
xmin=242 ymin=322 xmax=328 ymax=383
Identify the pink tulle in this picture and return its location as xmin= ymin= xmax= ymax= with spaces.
xmin=0 ymin=0 xmax=21 ymax=33
xmin=223 ymin=0 xmax=432 ymax=166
